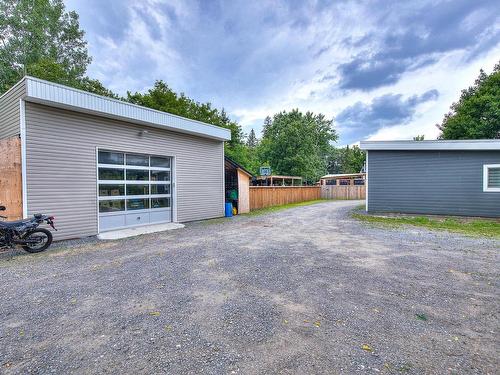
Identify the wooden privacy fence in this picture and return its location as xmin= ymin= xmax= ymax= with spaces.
xmin=248 ymin=185 xmax=366 ymax=211
xmin=249 ymin=186 xmax=321 ymax=210
xmin=320 ymin=185 xmax=365 ymax=200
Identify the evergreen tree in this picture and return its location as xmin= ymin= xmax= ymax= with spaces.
xmin=262 ymin=116 xmax=272 ymax=136
xmin=247 ymin=129 xmax=258 ymax=148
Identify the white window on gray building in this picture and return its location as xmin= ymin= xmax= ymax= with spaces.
xmin=483 ymin=164 xmax=500 ymax=192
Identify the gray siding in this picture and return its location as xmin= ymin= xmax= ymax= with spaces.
xmin=25 ymin=102 xmax=224 ymax=240
xmin=367 ymin=150 xmax=500 ymax=217
xmin=0 ymin=80 xmax=26 ymax=140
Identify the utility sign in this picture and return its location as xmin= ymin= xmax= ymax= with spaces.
xmin=260 ymin=166 xmax=272 ymax=176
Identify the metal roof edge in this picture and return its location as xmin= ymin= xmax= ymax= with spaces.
xmin=224 ymin=156 xmax=254 ymax=177
xmin=22 ymin=76 xmax=231 ymax=141
xmin=360 ymin=140 xmax=500 ymax=151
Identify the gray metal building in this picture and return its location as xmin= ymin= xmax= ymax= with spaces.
xmin=360 ymin=140 xmax=500 ymax=217
xmin=0 ymin=77 xmax=231 ymax=240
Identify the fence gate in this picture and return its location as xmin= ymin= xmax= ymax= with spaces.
xmin=320 ymin=185 xmax=366 ymax=200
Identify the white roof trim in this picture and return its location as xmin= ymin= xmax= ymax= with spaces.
xmin=22 ymin=76 xmax=231 ymax=141
xmin=360 ymin=140 xmax=500 ymax=151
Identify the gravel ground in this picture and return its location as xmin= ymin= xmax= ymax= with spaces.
xmin=0 ymin=200 xmax=498 ymax=374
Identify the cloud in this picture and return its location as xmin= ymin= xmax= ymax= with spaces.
xmin=65 ymin=0 xmax=189 ymax=95
xmin=335 ymin=90 xmax=439 ymax=144
xmin=338 ymin=59 xmax=410 ymax=91
xmin=66 ymin=0 xmax=500 ymax=144
xmin=338 ymin=0 xmax=500 ymax=90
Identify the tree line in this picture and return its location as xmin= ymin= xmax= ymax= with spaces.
xmin=1 ymin=0 xmax=498 ymax=183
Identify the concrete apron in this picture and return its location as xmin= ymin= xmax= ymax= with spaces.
xmin=97 ymin=222 xmax=185 ymax=240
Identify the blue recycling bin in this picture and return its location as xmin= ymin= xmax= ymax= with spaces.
xmin=225 ymin=202 xmax=233 ymax=217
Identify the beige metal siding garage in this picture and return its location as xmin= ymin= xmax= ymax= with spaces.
xmin=25 ymin=102 xmax=224 ymax=240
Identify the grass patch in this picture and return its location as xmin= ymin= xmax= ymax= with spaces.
xmin=200 ymin=200 xmax=327 ymax=225
xmin=415 ymin=313 xmax=428 ymax=321
xmin=245 ymin=199 xmax=327 ymax=217
xmin=352 ymin=211 xmax=500 ymax=239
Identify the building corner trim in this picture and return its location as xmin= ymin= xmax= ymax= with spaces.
xmin=222 ymin=142 xmax=225 ymax=216
xmin=19 ymin=99 xmax=28 ymax=218
xmin=172 ymin=156 xmax=178 ymax=223
xmin=365 ymin=151 xmax=369 ymax=212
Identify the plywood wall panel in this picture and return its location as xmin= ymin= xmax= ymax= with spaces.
xmin=0 ymin=137 xmax=22 ymax=220
xmin=237 ymin=169 xmax=250 ymax=214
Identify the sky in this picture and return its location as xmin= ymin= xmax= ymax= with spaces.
xmin=66 ymin=0 xmax=500 ymax=145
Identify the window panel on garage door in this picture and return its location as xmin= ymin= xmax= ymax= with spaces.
xmin=98 ymin=151 xmax=172 ymax=231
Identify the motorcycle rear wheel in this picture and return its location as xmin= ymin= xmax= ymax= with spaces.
xmin=22 ymin=228 xmax=53 ymax=253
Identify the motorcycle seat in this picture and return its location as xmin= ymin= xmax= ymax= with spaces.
xmin=0 ymin=219 xmax=31 ymax=228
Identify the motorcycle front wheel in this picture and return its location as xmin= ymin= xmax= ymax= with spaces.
xmin=22 ymin=228 xmax=53 ymax=253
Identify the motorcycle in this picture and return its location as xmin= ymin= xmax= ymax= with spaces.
xmin=0 ymin=205 xmax=57 ymax=253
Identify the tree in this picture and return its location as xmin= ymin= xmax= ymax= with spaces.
xmin=75 ymin=77 xmax=118 ymax=98
xmin=25 ymin=58 xmax=118 ymax=98
xmin=126 ymin=80 xmax=252 ymax=168
xmin=262 ymin=116 xmax=272 ymax=135
xmin=245 ymin=128 xmax=260 ymax=173
xmin=413 ymin=135 xmax=425 ymax=141
xmin=0 ymin=0 xmax=257 ymax=170
xmin=259 ymin=109 xmax=338 ymax=183
xmin=246 ymin=129 xmax=258 ymax=148
xmin=1 ymin=0 xmax=87 ymax=92
xmin=327 ymin=146 xmax=365 ymax=174
xmin=437 ymin=62 xmax=500 ymax=139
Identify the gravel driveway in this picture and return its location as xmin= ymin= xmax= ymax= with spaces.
xmin=0 ymin=200 xmax=498 ymax=374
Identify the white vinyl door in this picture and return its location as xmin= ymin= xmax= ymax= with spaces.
xmin=97 ymin=150 xmax=172 ymax=232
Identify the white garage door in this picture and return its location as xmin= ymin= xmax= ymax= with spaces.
xmin=97 ymin=150 xmax=172 ymax=232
